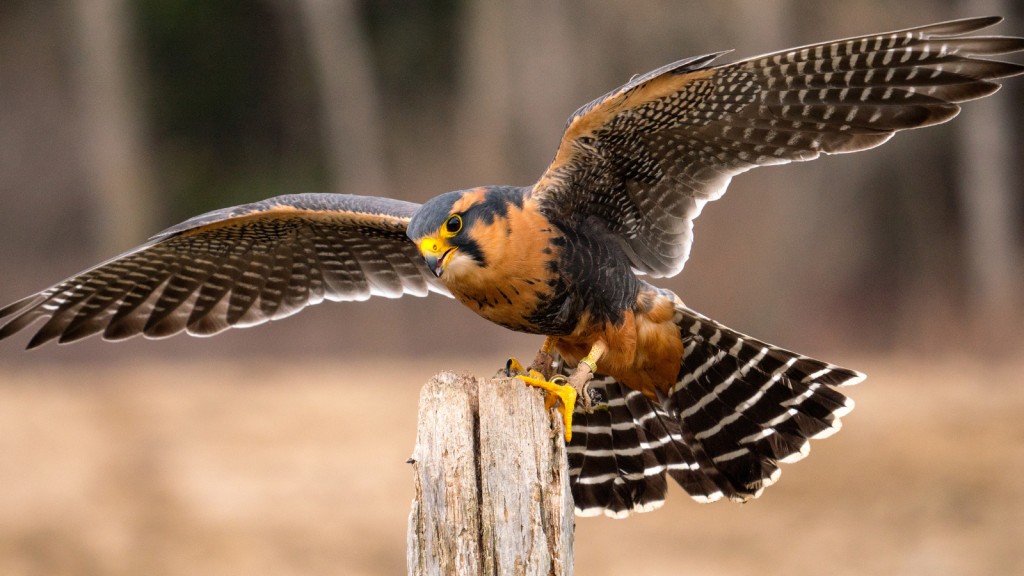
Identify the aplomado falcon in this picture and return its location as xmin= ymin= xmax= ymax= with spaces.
xmin=3 ymin=17 xmax=1022 ymax=517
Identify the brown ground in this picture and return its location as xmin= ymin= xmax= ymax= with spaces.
xmin=0 ymin=356 xmax=1022 ymax=576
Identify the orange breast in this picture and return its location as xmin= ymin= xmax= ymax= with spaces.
xmin=442 ymin=198 xmax=562 ymax=332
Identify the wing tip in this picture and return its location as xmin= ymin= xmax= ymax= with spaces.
xmin=924 ymin=15 xmax=1003 ymax=36
xmin=26 ymin=329 xmax=56 ymax=350
xmin=685 ymin=49 xmax=734 ymax=70
xmin=0 ymin=294 xmax=42 ymax=320
xmin=0 ymin=322 xmax=25 ymax=345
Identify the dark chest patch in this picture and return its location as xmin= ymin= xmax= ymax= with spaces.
xmin=525 ymin=217 xmax=642 ymax=335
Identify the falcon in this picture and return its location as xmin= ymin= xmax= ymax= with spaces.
xmin=3 ymin=17 xmax=1022 ymax=518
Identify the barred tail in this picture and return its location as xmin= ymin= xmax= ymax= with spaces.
xmin=564 ymin=305 xmax=863 ymax=518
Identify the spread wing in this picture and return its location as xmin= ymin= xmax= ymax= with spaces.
xmin=530 ymin=16 xmax=1024 ymax=277
xmin=0 ymin=194 xmax=448 ymax=348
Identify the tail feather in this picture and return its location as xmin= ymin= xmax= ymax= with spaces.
xmin=562 ymin=304 xmax=862 ymax=516
xmin=609 ymin=386 xmax=664 ymax=515
xmin=569 ymin=375 xmax=720 ymax=517
xmin=570 ymin=397 xmax=621 ymax=516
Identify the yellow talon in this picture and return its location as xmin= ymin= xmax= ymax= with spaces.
xmin=516 ymin=374 xmax=576 ymax=442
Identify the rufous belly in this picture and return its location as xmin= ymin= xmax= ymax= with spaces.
xmin=554 ymin=290 xmax=684 ymax=399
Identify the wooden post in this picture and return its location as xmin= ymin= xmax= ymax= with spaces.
xmin=407 ymin=372 xmax=574 ymax=576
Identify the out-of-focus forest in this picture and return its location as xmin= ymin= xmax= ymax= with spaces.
xmin=0 ymin=1 xmax=1023 ymax=575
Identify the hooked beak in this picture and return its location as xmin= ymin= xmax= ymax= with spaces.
xmin=424 ymin=248 xmax=455 ymax=277
xmin=419 ymin=238 xmax=456 ymax=278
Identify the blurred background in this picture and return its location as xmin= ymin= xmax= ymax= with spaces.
xmin=0 ymin=0 xmax=1022 ymax=574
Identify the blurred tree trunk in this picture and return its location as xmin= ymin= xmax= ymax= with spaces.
xmin=72 ymin=0 xmax=156 ymax=256
xmin=458 ymin=0 xmax=579 ymax=186
xmin=458 ymin=0 xmax=514 ymax=186
xmin=296 ymin=0 xmax=388 ymax=197
xmin=503 ymin=0 xmax=579 ymax=178
xmin=956 ymin=0 xmax=1020 ymax=336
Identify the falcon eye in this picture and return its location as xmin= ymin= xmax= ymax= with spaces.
xmin=444 ymin=215 xmax=462 ymax=235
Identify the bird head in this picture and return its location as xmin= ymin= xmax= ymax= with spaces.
xmin=407 ymin=188 xmax=490 ymax=279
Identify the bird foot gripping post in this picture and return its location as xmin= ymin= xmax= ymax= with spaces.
xmin=407 ymin=372 xmax=574 ymax=576
xmin=508 ymin=337 xmax=604 ymax=442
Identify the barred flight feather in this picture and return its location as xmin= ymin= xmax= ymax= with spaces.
xmin=561 ymin=304 xmax=861 ymax=516
xmin=532 ymin=16 xmax=1024 ymax=279
xmin=0 ymin=194 xmax=450 ymax=348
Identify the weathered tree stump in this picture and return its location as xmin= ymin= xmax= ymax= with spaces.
xmin=407 ymin=371 xmax=574 ymax=576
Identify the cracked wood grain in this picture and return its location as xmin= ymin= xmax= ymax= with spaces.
xmin=408 ymin=372 xmax=573 ymax=576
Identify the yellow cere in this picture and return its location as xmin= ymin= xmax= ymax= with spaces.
xmin=419 ymin=238 xmax=440 ymax=254
xmin=418 ymin=215 xmax=461 ymax=259
xmin=418 ymin=236 xmax=453 ymax=259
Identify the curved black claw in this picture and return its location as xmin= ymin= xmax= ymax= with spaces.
xmin=505 ymin=357 xmax=527 ymax=378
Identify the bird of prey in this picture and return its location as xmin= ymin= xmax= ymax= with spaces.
xmin=2 ymin=17 xmax=1022 ymax=518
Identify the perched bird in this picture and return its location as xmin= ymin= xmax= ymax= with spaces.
xmin=2 ymin=17 xmax=1022 ymax=518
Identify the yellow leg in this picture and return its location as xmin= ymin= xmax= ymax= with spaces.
xmin=516 ymin=374 xmax=577 ymax=442
xmin=541 ymin=336 xmax=557 ymax=354
xmin=579 ymin=340 xmax=607 ymax=374
xmin=508 ymin=336 xmax=560 ymax=378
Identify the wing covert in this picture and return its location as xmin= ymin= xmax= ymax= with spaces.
xmin=531 ymin=16 xmax=1024 ymax=277
xmin=0 ymin=193 xmax=448 ymax=348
